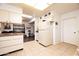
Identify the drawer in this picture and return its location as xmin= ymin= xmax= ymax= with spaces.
xmin=0 ymin=39 xmax=23 ymax=48
xmin=0 ymin=35 xmax=23 ymax=41
xmin=0 ymin=36 xmax=11 ymax=42
xmin=0 ymin=44 xmax=23 ymax=55
xmin=13 ymin=35 xmax=23 ymax=40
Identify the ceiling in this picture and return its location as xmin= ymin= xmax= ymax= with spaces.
xmin=9 ymin=3 xmax=79 ymax=21
xmin=9 ymin=3 xmax=42 ymax=17
xmin=23 ymin=0 xmax=52 ymax=10
xmin=43 ymin=3 xmax=79 ymax=15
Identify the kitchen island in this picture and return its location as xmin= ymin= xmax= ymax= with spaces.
xmin=0 ymin=33 xmax=24 ymax=55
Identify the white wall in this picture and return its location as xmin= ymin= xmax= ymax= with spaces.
xmin=61 ymin=9 xmax=79 ymax=46
xmin=52 ymin=9 xmax=79 ymax=45
xmin=35 ymin=5 xmax=79 ymax=46
xmin=51 ymin=11 xmax=61 ymax=44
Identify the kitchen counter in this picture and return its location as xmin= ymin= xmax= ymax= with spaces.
xmin=0 ymin=33 xmax=23 ymax=55
xmin=0 ymin=33 xmax=24 ymax=37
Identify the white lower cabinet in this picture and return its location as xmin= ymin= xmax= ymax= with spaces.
xmin=0 ymin=44 xmax=23 ymax=55
xmin=0 ymin=35 xmax=23 ymax=55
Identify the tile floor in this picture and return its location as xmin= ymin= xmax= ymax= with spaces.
xmin=5 ymin=41 xmax=78 ymax=56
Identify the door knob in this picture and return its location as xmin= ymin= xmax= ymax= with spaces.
xmin=74 ymin=32 xmax=76 ymax=34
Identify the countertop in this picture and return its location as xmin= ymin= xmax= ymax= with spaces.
xmin=0 ymin=33 xmax=24 ymax=37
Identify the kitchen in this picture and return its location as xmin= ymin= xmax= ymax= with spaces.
xmin=0 ymin=3 xmax=79 ymax=56
xmin=0 ymin=3 xmax=35 ymax=55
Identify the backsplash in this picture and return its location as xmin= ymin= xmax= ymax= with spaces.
xmin=0 ymin=23 xmax=25 ymax=33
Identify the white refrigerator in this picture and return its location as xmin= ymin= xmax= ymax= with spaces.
xmin=38 ymin=18 xmax=53 ymax=47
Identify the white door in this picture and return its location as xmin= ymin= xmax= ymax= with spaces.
xmin=62 ymin=18 xmax=79 ymax=46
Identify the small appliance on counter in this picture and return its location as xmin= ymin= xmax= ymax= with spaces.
xmin=2 ymin=23 xmax=13 ymax=33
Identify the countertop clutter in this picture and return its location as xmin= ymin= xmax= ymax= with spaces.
xmin=0 ymin=33 xmax=24 ymax=37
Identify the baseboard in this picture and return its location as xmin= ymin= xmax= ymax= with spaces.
xmin=0 ymin=48 xmax=23 ymax=56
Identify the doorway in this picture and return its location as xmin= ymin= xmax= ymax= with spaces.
xmin=24 ymin=22 xmax=35 ymax=42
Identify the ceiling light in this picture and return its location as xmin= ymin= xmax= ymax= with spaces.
xmin=22 ymin=14 xmax=32 ymax=18
xmin=24 ymin=0 xmax=53 ymax=10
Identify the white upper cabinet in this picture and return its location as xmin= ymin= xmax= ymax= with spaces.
xmin=9 ymin=12 xmax=22 ymax=24
xmin=0 ymin=4 xmax=22 ymax=14
xmin=0 ymin=10 xmax=9 ymax=22
xmin=0 ymin=4 xmax=22 ymax=24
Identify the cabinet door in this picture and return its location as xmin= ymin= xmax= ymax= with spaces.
xmin=0 ymin=10 xmax=9 ymax=22
xmin=10 ymin=12 xmax=22 ymax=24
